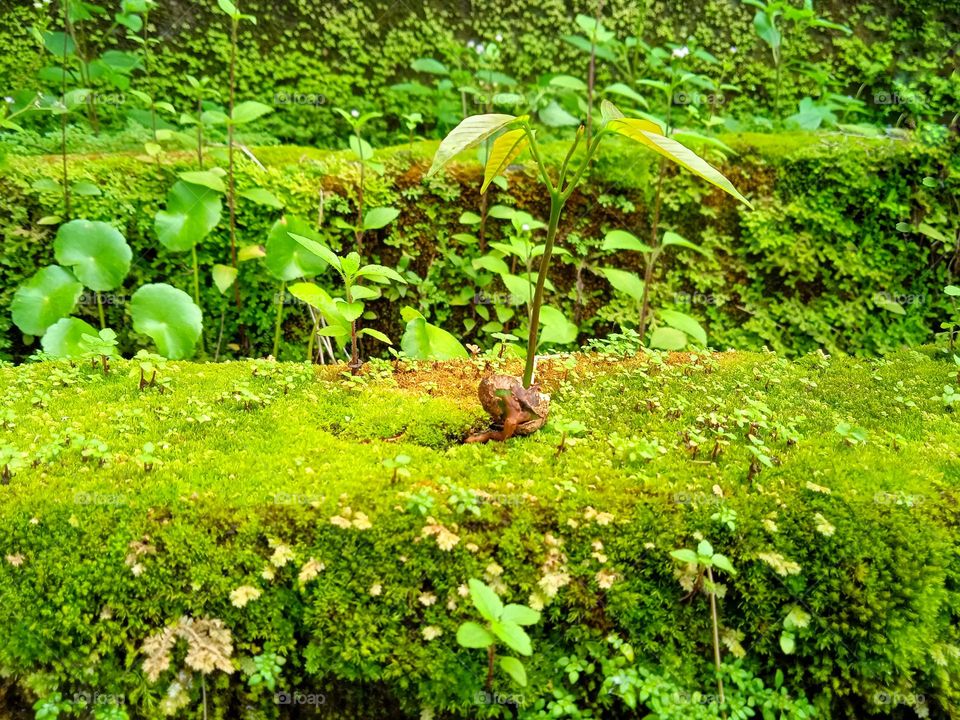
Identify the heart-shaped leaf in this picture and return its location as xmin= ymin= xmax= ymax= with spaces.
xmin=130 ymin=283 xmax=203 ymax=359
xmin=400 ymin=307 xmax=468 ymax=360
xmin=212 ymin=264 xmax=238 ymax=295
xmin=155 ymin=180 xmax=222 ymax=252
xmin=54 ymin=219 xmax=132 ymax=291
xmin=456 ymin=622 xmax=494 ymax=649
xmin=11 ymin=265 xmax=83 ymax=336
xmin=41 ymin=317 xmax=99 ymax=358
xmin=265 ymin=217 xmax=329 ymax=281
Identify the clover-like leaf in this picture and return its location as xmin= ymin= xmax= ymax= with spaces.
xmin=11 ymin=265 xmax=84 ymax=336
xmin=54 ymin=220 xmax=132 ymax=291
xmin=155 ymin=180 xmax=222 ymax=252
xmin=130 ymin=283 xmax=203 ymax=359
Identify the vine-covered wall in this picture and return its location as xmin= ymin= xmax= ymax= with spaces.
xmin=0 ymin=0 xmax=957 ymax=146
xmin=0 ymin=133 xmax=956 ymax=362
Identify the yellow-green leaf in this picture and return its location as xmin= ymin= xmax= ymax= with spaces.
xmin=608 ymin=119 xmax=752 ymax=208
xmin=481 ymin=129 xmax=528 ymax=194
xmin=426 ymin=114 xmax=519 ymax=178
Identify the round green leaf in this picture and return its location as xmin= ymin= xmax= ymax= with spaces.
xmin=41 ymin=317 xmax=99 ymax=358
xmin=491 ymin=620 xmax=533 ymax=656
xmin=265 ymin=217 xmax=329 ymax=282
xmin=130 ymin=283 xmax=203 ymax=359
xmin=54 ymin=220 xmax=132 ymax=291
xmin=155 ymin=180 xmax=223 ymax=252
xmin=11 ymin=265 xmax=83 ymax=336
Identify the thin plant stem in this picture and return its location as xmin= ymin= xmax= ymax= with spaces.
xmin=354 ymin=126 xmax=365 ymax=253
xmin=706 ymin=566 xmax=726 ymax=710
xmin=191 ymin=246 xmax=201 ymax=306
xmin=96 ymin=291 xmax=105 ymax=329
xmin=60 ymin=0 xmax=71 ymax=217
xmin=638 ymin=158 xmax=666 ymax=339
xmin=272 ymin=281 xmax=286 ymax=358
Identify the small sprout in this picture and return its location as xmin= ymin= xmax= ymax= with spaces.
xmin=79 ymin=328 xmax=118 ymax=375
xmin=834 ymin=422 xmax=868 ymax=446
xmin=138 ymin=442 xmax=158 ymax=472
xmin=382 ymin=454 xmax=411 ymax=484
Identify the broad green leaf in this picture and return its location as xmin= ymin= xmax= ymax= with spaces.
xmin=230 ymin=101 xmax=273 ymax=125
xmin=178 ymin=170 xmax=226 ymax=192
xmin=780 ymin=632 xmax=796 ymax=655
xmin=538 ymin=305 xmax=578 ymax=346
xmin=426 ymin=114 xmax=519 ymax=177
xmin=754 ymin=11 xmax=782 ymax=51
xmin=711 ymin=553 xmax=736 ymax=575
xmin=660 ymin=309 xmax=707 ymax=345
xmin=54 ymin=220 xmax=132 ymax=291
xmin=459 ymin=211 xmax=482 ymax=225
xmin=500 ymin=605 xmax=540 ymax=626
xmin=600 ymin=267 xmax=645 ymax=302
xmin=288 ymin=282 xmax=335 ymax=313
xmin=130 ymin=283 xmax=203 ymax=359
xmin=491 ymin=620 xmax=532 ymax=656
xmin=600 ymin=99 xmax=625 ymax=127
xmin=539 ymin=100 xmax=580 ymax=127
xmin=875 ymin=295 xmax=905 ymax=315
xmin=661 ymin=231 xmax=708 ymax=254
xmin=608 ymin=119 xmax=752 ymax=207
xmin=603 ymin=229 xmax=653 ymax=254
xmin=473 ymin=256 xmax=511 ymax=275
xmin=11 ymin=265 xmax=83 ymax=336
xmin=357 ymin=264 xmax=407 ymax=284
xmin=499 ymin=656 xmax=527 ymax=687
xmin=212 ymin=264 xmax=238 ymax=295
xmin=337 ymin=301 xmax=364 ymax=322
xmin=155 ymin=180 xmax=222 ymax=252
xmin=670 ymin=549 xmax=699 ymax=564
xmin=482 ymin=128 xmax=528 ymax=193
xmin=649 ymin=327 xmax=687 ymax=351
xmin=41 ymin=317 xmax=99 ymax=358
xmin=359 ymin=328 xmax=391 ymax=344
xmin=265 ymin=217 xmax=329 ymax=281
xmin=410 ymin=57 xmax=448 ymax=75
xmin=400 ymin=307 xmax=468 ymax=360
xmin=72 ymin=181 xmax=101 ymax=197
xmin=290 ymin=233 xmax=341 ymax=272
xmin=239 ymin=187 xmax=284 ymax=208
xmin=456 ymin=622 xmax=494 ymax=649
xmin=603 ymin=83 xmax=648 ymax=108
xmin=362 ymin=207 xmax=400 ymax=230
xmin=238 ymin=244 xmax=266 ymax=261
xmin=468 ymin=578 xmax=503 ymax=622
xmin=945 ymin=285 xmax=960 ymax=297
xmin=697 ymin=539 xmax=714 ymax=557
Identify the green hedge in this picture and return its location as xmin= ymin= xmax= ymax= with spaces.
xmin=0 ymin=0 xmax=958 ymax=146
xmin=0 ymin=132 xmax=957 ymax=362
xmin=0 ymin=349 xmax=958 ymax=718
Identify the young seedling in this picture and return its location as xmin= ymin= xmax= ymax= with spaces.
xmin=80 ymin=328 xmax=118 ymax=375
xmin=382 ymin=454 xmax=411 ymax=484
xmin=427 ymin=100 xmax=750 ymax=437
xmin=456 ymin=579 xmax=540 ymax=690
xmin=130 ymin=350 xmax=169 ymax=392
xmin=670 ymin=539 xmax=737 ymax=706
xmin=288 ymin=236 xmax=406 ymax=373
xmin=138 ymin=442 xmax=158 ymax=472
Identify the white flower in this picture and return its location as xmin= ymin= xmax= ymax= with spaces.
xmin=467 ymin=39 xmax=476 ymax=48
xmin=730 ymin=46 xmax=738 ymax=54
xmin=350 ymin=109 xmax=359 ymax=118
xmin=672 ymin=46 xmax=690 ymax=59
xmin=521 ymin=223 xmax=530 ymax=231
xmin=476 ymin=44 xmax=485 ymax=54
xmin=422 ymin=626 xmax=443 ymax=641
xmin=3 ymin=97 xmax=13 ymax=104
xmin=418 ymin=592 xmax=437 ymax=606
xmin=369 ymin=582 xmax=383 ymax=596
xmin=230 ymin=585 xmax=261 ymax=608
xmin=495 ymin=33 xmax=503 ymax=42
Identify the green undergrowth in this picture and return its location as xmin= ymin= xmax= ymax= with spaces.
xmin=0 ymin=348 xmax=959 ymax=718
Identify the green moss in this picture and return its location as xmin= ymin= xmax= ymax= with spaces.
xmin=0 ymin=350 xmax=958 ymax=717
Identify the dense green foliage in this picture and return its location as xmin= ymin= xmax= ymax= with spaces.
xmin=1 ymin=0 xmax=957 ymax=147
xmin=1 ymin=134 xmax=956 ymax=362
xmin=0 ymin=349 xmax=958 ymax=718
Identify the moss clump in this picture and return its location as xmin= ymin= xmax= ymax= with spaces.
xmin=0 ymin=349 xmax=958 ymax=718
